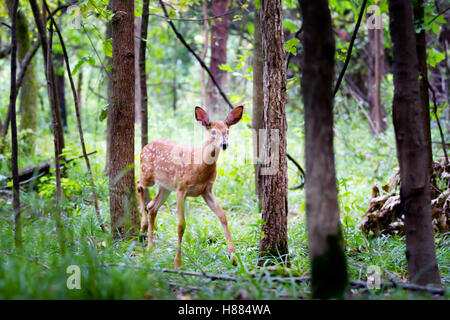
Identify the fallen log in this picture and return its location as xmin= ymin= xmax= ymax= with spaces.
xmin=1 ymin=150 xmax=97 ymax=189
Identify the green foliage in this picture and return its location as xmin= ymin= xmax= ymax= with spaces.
xmin=0 ymin=0 xmax=448 ymax=300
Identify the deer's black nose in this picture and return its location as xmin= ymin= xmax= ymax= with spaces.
xmin=222 ymin=143 xmax=228 ymax=150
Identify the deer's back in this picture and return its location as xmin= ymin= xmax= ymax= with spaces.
xmin=140 ymin=138 xmax=217 ymax=195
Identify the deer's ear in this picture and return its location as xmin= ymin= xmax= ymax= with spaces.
xmin=195 ymin=106 xmax=210 ymax=127
xmin=225 ymin=106 xmax=244 ymax=126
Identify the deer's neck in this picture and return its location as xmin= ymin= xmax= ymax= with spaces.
xmin=200 ymin=138 xmax=221 ymax=168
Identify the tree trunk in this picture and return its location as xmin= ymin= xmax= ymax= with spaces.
xmin=258 ymin=0 xmax=289 ymax=264
xmin=29 ymin=0 xmax=64 ymax=156
xmin=9 ymin=0 xmax=21 ymax=248
xmin=414 ymin=0 xmax=432 ymax=176
xmin=300 ymin=0 xmax=348 ymax=299
xmin=200 ymin=0 xmax=210 ymax=109
xmin=7 ymin=0 xmax=38 ymax=153
xmin=77 ymin=70 xmax=83 ymax=115
xmin=139 ymin=0 xmax=150 ymax=205
xmin=109 ymin=0 xmax=139 ymax=236
xmin=208 ymin=0 xmax=230 ymax=115
xmin=134 ymin=16 xmax=141 ymax=124
xmin=367 ymin=22 xmax=386 ymax=134
xmin=105 ymin=19 xmax=112 ymax=175
xmin=387 ymin=0 xmax=441 ymax=286
xmin=252 ymin=6 xmax=264 ymax=210
xmin=172 ymin=41 xmax=178 ymax=112
xmin=140 ymin=0 xmax=150 ymax=150
xmin=55 ymin=52 xmax=67 ymax=129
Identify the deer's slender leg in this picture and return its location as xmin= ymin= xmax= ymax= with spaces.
xmin=174 ymin=189 xmax=186 ymax=268
xmin=137 ymin=179 xmax=150 ymax=233
xmin=202 ymin=188 xmax=236 ymax=256
xmin=146 ymin=187 xmax=170 ymax=250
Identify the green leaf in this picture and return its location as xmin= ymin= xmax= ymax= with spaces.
xmin=72 ymin=56 xmax=95 ymax=75
xmin=427 ymin=48 xmax=445 ymax=67
xmin=99 ymin=104 xmax=109 ymax=122
xmin=103 ymin=39 xmax=112 ymax=57
xmin=285 ymin=38 xmax=299 ymax=55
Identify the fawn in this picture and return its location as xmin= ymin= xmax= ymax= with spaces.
xmin=136 ymin=106 xmax=244 ymax=268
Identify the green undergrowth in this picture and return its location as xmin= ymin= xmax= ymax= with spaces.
xmin=0 ymin=104 xmax=449 ymax=300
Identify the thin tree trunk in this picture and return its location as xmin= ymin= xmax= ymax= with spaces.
xmin=200 ymin=0 xmax=210 ymax=109
xmin=105 ymin=19 xmax=112 ymax=175
xmin=367 ymin=21 xmax=386 ymax=134
xmin=300 ymin=0 xmax=348 ymax=299
xmin=9 ymin=0 xmax=21 ymax=248
xmin=414 ymin=0 xmax=433 ymax=176
xmin=387 ymin=0 xmax=441 ymax=286
xmin=46 ymin=17 xmax=66 ymax=255
xmin=29 ymin=0 xmax=65 ymax=156
xmin=134 ymin=16 xmax=141 ymax=124
xmin=139 ymin=0 xmax=150 ymax=206
xmin=55 ymin=52 xmax=67 ymax=129
xmin=109 ymin=0 xmax=139 ymax=236
xmin=7 ymin=0 xmax=38 ymax=153
xmin=208 ymin=0 xmax=230 ymax=114
xmin=44 ymin=2 xmax=107 ymax=233
xmin=258 ymin=0 xmax=289 ymax=265
xmin=140 ymin=0 xmax=150 ymax=150
xmin=172 ymin=41 xmax=178 ymax=112
xmin=77 ymin=70 xmax=83 ymax=115
xmin=252 ymin=6 xmax=264 ymax=210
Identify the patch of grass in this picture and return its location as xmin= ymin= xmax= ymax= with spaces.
xmin=0 ymin=103 xmax=448 ymax=300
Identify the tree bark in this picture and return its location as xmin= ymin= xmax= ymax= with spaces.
xmin=139 ymin=0 xmax=150 ymax=206
xmin=414 ymin=0 xmax=433 ymax=176
xmin=208 ymin=0 xmax=230 ymax=114
xmin=387 ymin=0 xmax=441 ymax=286
xmin=105 ymin=19 xmax=112 ymax=175
xmin=300 ymin=0 xmax=348 ymax=299
xmin=55 ymin=52 xmax=67 ymax=129
xmin=258 ymin=0 xmax=289 ymax=264
xmin=7 ymin=0 xmax=38 ymax=153
xmin=200 ymin=0 xmax=210 ymax=109
xmin=139 ymin=0 xmax=150 ymax=150
xmin=29 ymin=0 xmax=65 ymax=156
xmin=367 ymin=21 xmax=386 ymax=134
xmin=109 ymin=0 xmax=139 ymax=236
xmin=9 ymin=0 xmax=21 ymax=248
xmin=77 ymin=70 xmax=83 ymax=115
xmin=252 ymin=6 xmax=264 ymax=210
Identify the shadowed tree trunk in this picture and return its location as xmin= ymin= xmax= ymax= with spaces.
xmin=29 ymin=0 xmax=64 ymax=156
xmin=7 ymin=0 xmax=38 ymax=153
xmin=200 ymin=0 xmax=210 ymax=109
xmin=252 ymin=6 xmax=264 ymax=210
xmin=140 ymin=0 xmax=150 ymax=150
xmin=300 ymin=0 xmax=348 ymax=299
xmin=55 ymin=52 xmax=67 ymax=129
xmin=109 ymin=0 xmax=139 ymax=236
xmin=367 ymin=19 xmax=386 ymax=134
xmin=414 ymin=0 xmax=432 ymax=175
xmin=77 ymin=70 xmax=83 ymax=115
xmin=105 ymin=19 xmax=112 ymax=175
xmin=139 ymin=0 xmax=150 ymax=205
xmin=387 ymin=0 xmax=441 ymax=286
xmin=208 ymin=0 xmax=230 ymax=114
xmin=9 ymin=0 xmax=21 ymax=248
xmin=258 ymin=0 xmax=289 ymax=265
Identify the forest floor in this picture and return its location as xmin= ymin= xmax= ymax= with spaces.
xmin=0 ymin=105 xmax=448 ymax=299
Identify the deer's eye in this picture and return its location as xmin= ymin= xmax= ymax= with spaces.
xmin=211 ymin=129 xmax=217 ymax=136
